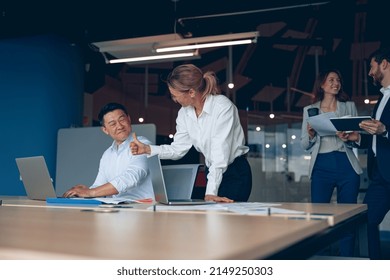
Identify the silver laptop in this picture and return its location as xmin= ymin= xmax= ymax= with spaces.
xmin=162 ymin=163 xmax=201 ymax=200
xmin=15 ymin=156 xmax=57 ymax=200
xmin=147 ymin=155 xmax=215 ymax=205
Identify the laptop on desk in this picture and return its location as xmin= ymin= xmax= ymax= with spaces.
xmin=162 ymin=163 xmax=201 ymax=200
xmin=15 ymin=156 xmax=104 ymax=204
xmin=147 ymin=155 xmax=215 ymax=205
xmin=15 ymin=156 xmax=58 ymax=200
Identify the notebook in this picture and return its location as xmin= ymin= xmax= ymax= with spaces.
xmin=147 ymin=155 xmax=215 ymax=205
xmin=15 ymin=156 xmax=58 ymax=200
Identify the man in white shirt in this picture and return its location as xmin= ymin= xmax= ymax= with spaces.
xmin=63 ymin=103 xmax=154 ymax=200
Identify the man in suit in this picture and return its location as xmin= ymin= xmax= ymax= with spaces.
xmin=343 ymin=47 xmax=390 ymax=259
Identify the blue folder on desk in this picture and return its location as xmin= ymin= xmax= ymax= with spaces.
xmin=46 ymin=197 xmax=103 ymax=205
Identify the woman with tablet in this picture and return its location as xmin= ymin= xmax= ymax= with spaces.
xmin=300 ymin=68 xmax=363 ymax=257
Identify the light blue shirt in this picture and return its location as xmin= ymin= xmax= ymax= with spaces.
xmin=91 ymin=135 xmax=154 ymax=200
xmin=150 ymin=94 xmax=249 ymax=196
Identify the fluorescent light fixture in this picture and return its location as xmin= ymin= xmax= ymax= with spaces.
xmin=108 ymin=51 xmax=197 ymax=64
xmin=154 ymin=31 xmax=259 ymax=53
xmin=93 ymin=32 xmax=257 ymax=65
xmin=156 ymin=39 xmax=253 ymax=53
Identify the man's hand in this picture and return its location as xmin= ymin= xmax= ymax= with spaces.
xmin=62 ymin=185 xmax=92 ymax=198
xmin=359 ymin=119 xmax=387 ymax=135
xmin=130 ymin=132 xmax=151 ymax=155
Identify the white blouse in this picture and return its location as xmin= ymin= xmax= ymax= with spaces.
xmin=150 ymin=94 xmax=249 ymax=196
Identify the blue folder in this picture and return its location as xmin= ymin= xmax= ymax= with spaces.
xmin=46 ymin=197 xmax=102 ymax=205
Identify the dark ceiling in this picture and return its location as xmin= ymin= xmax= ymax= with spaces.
xmin=0 ymin=0 xmax=386 ymax=115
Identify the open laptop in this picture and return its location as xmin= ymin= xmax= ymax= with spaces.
xmin=162 ymin=163 xmax=201 ymax=200
xmin=15 ymin=156 xmax=104 ymax=204
xmin=147 ymin=155 xmax=215 ymax=205
xmin=15 ymin=156 xmax=57 ymax=200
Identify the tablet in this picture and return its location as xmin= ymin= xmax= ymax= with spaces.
xmin=329 ymin=116 xmax=372 ymax=131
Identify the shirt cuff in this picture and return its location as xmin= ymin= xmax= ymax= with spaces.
xmin=205 ymin=183 xmax=218 ymax=196
xmin=355 ymin=134 xmax=362 ymax=146
xmin=149 ymin=145 xmax=160 ymax=155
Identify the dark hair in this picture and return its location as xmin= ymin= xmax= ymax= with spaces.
xmin=166 ymin=64 xmax=220 ymax=101
xmin=369 ymin=47 xmax=390 ymax=64
xmin=98 ymin=103 xmax=128 ymax=125
xmin=313 ymin=68 xmax=350 ymax=102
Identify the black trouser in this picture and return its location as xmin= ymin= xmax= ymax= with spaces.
xmin=364 ymin=158 xmax=390 ymax=259
xmin=206 ymin=155 xmax=252 ymax=202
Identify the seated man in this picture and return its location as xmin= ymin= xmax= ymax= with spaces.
xmin=62 ymin=102 xmax=154 ymax=200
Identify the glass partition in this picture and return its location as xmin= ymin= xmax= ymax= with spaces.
xmin=247 ymin=120 xmax=368 ymax=203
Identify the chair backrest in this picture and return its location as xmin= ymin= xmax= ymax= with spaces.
xmin=55 ymin=124 xmax=156 ymax=196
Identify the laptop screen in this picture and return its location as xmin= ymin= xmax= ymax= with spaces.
xmin=15 ymin=156 xmax=57 ymax=200
xmin=162 ymin=164 xmax=200 ymax=200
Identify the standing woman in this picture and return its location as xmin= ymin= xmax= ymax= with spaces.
xmin=131 ymin=64 xmax=252 ymax=203
xmin=300 ymin=69 xmax=363 ymax=256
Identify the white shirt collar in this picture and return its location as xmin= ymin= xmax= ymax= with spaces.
xmin=380 ymin=85 xmax=390 ymax=96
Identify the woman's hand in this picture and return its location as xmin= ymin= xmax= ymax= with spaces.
xmin=205 ymin=194 xmax=234 ymax=203
xmin=336 ymin=131 xmax=360 ymax=142
xmin=130 ymin=132 xmax=151 ymax=155
xmin=336 ymin=131 xmax=356 ymax=141
xmin=307 ymin=123 xmax=316 ymax=139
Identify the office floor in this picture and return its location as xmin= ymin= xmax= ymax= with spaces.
xmin=311 ymin=240 xmax=389 ymax=260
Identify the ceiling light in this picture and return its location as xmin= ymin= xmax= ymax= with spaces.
xmin=92 ymin=34 xmax=202 ymax=65
xmin=156 ymin=39 xmax=253 ymax=52
xmin=154 ymin=31 xmax=259 ymax=53
xmin=107 ymin=51 xmax=198 ymax=64
xmin=92 ymin=32 xmax=257 ymax=65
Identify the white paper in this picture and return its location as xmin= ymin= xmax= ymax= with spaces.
xmin=94 ymin=197 xmax=139 ymax=204
xmin=307 ymin=112 xmax=337 ymax=136
xmin=148 ymin=202 xmax=306 ymax=216
xmin=226 ymin=203 xmax=304 ymax=216
xmin=149 ymin=203 xmax=229 ymax=211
